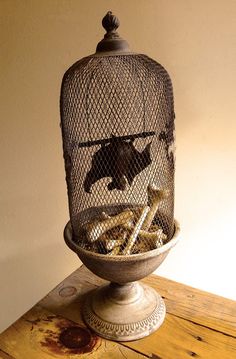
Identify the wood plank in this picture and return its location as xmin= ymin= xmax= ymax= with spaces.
xmin=39 ymin=265 xmax=236 ymax=358
xmin=0 ymin=349 xmax=14 ymax=359
xmin=39 ymin=265 xmax=104 ymax=317
xmin=46 ymin=266 xmax=236 ymax=337
xmin=124 ymin=313 xmax=236 ymax=359
xmin=142 ymin=274 xmax=236 ymax=337
xmin=3 ymin=265 xmax=234 ymax=358
xmin=0 ymin=305 xmax=146 ymax=359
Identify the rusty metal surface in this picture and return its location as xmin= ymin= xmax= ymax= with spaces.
xmin=96 ymin=11 xmax=130 ymax=53
xmin=60 ymin=13 xmax=175 ymax=256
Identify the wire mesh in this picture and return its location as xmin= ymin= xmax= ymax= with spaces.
xmin=60 ymin=54 xmax=175 ymax=255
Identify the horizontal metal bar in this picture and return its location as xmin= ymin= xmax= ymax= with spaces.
xmin=71 ymin=131 xmax=156 ymax=149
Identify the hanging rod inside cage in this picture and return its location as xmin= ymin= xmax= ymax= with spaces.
xmin=72 ymin=131 xmax=156 ymax=149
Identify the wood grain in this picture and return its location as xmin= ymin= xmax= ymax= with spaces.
xmin=40 ymin=265 xmax=236 ymax=336
xmin=1 ymin=265 xmax=235 ymax=359
xmin=0 ymin=305 xmax=146 ymax=359
xmin=0 ymin=349 xmax=14 ymax=359
xmin=124 ymin=313 xmax=236 ymax=359
xmin=38 ymin=266 xmax=236 ymax=358
xmin=142 ymin=274 xmax=236 ymax=337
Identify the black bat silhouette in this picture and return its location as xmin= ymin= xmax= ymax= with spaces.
xmin=84 ymin=136 xmax=152 ymax=193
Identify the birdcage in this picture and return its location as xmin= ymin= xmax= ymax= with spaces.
xmin=62 ymin=12 xmax=180 ymax=341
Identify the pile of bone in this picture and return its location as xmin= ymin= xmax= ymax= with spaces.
xmin=81 ymin=184 xmax=169 ymax=255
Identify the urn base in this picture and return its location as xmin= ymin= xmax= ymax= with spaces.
xmin=83 ymin=281 xmax=166 ymax=341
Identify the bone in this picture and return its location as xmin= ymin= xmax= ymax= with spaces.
xmin=105 ymin=238 xmax=125 ymax=251
xmin=133 ymin=240 xmax=152 ymax=253
xmin=138 ymin=228 xmax=164 ymax=241
xmin=107 ymin=246 xmax=121 ymax=256
xmin=153 ymin=228 xmax=166 ymax=247
xmin=123 ymin=206 xmax=150 ymax=255
xmin=99 ymin=227 xmax=128 ymax=251
xmin=84 ymin=210 xmax=134 ymax=242
xmin=121 ymin=206 xmax=148 ymax=229
xmin=141 ymin=184 xmax=169 ymax=230
xmin=133 ymin=228 xmax=166 ymax=253
xmin=149 ymin=224 xmax=161 ymax=232
xmin=122 ymin=222 xmax=161 ymax=240
xmin=100 ymin=212 xmax=111 ymax=220
xmin=121 ymin=209 xmax=164 ymax=241
xmin=132 ymin=206 xmax=145 ymax=223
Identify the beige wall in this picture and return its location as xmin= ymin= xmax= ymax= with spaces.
xmin=1 ymin=0 xmax=236 ymax=332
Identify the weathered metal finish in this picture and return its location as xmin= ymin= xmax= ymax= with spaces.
xmin=60 ymin=53 xmax=175 ymax=249
xmin=64 ymin=220 xmax=179 ymax=283
xmin=64 ymin=220 xmax=180 ymax=341
xmin=72 ymin=131 xmax=155 ymax=149
xmin=96 ymin=11 xmax=130 ymax=53
xmin=83 ymin=282 xmax=166 ymax=341
xmin=60 ymin=11 xmax=178 ymax=341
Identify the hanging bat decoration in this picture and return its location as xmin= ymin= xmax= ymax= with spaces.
xmin=84 ymin=135 xmax=152 ymax=193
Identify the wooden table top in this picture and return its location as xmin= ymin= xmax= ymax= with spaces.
xmin=0 ymin=265 xmax=235 ymax=359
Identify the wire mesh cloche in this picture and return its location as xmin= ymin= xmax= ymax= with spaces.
xmin=62 ymin=12 xmax=180 ymax=341
xmin=61 ymin=12 xmax=175 ymax=257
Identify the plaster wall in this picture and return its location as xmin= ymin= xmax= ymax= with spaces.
xmin=1 ymin=0 xmax=236 ymax=332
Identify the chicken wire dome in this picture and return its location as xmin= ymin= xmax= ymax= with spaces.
xmin=61 ymin=11 xmax=175 ymax=256
xmin=62 ymin=12 xmax=180 ymax=341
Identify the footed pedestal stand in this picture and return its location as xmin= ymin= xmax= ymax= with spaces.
xmin=64 ymin=220 xmax=180 ymax=342
xmin=83 ymin=281 xmax=165 ymax=341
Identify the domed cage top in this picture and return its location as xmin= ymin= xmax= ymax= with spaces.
xmin=60 ymin=12 xmax=175 ymax=256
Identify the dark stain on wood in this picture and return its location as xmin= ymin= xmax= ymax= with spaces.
xmin=151 ymin=354 xmax=162 ymax=359
xmin=59 ymin=326 xmax=93 ymax=350
xmin=188 ymin=351 xmax=198 ymax=357
xmin=39 ymin=315 xmax=100 ymax=355
xmin=25 ymin=315 xmax=56 ymax=330
xmin=43 ymin=315 xmax=57 ymax=322
xmin=25 ymin=318 xmax=41 ymax=331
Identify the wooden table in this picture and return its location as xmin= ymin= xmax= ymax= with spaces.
xmin=0 ymin=265 xmax=235 ymax=358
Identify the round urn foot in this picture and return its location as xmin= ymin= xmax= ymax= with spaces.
xmin=83 ymin=281 xmax=166 ymax=341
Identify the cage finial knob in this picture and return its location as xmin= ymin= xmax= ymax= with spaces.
xmin=96 ymin=11 xmax=130 ymax=53
xmin=102 ymin=11 xmax=120 ymax=33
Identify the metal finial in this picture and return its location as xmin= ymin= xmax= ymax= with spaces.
xmin=102 ymin=11 xmax=120 ymax=33
xmin=96 ymin=11 xmax=130 ymax=53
